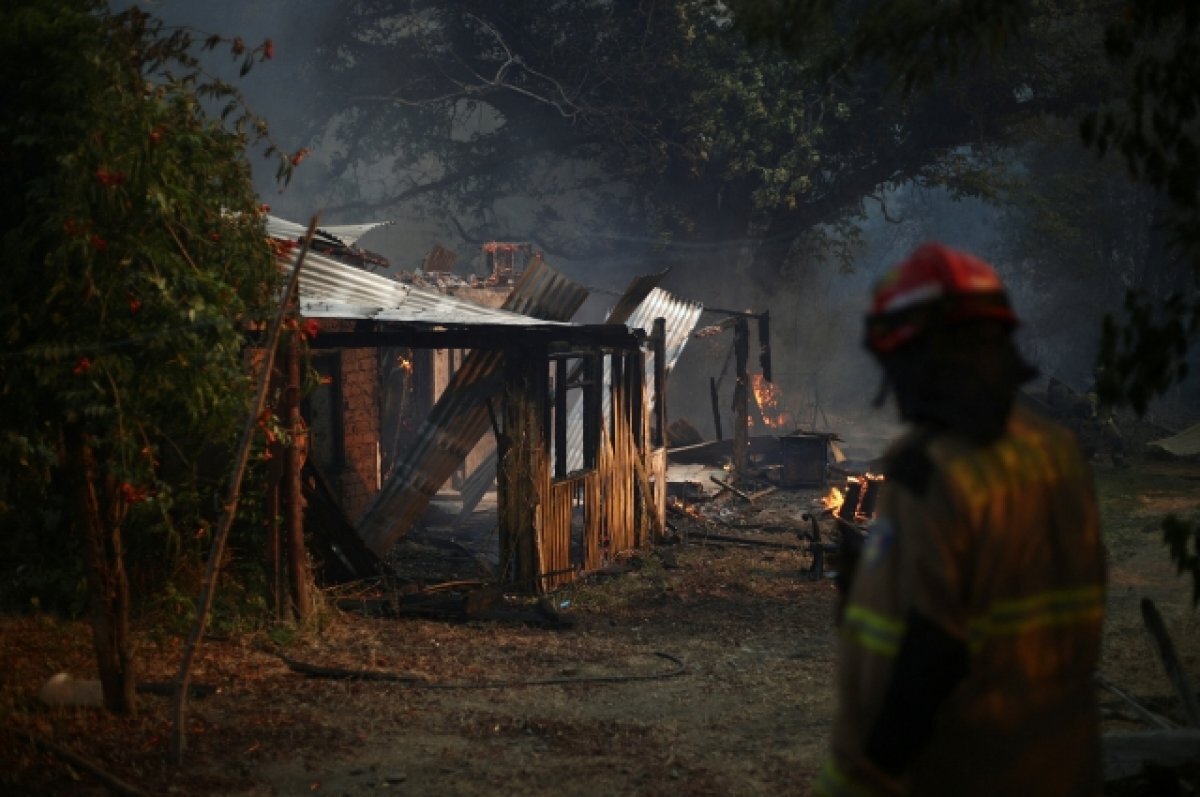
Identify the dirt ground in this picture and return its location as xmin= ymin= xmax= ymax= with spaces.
xmin=2 ymin=456 xmax=1199 ymax=796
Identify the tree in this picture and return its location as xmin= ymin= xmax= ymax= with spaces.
xmin=0 ymin=0 xmax=287 ymax=712
xmin=307 ymin=1 xmax=1056 ymax=283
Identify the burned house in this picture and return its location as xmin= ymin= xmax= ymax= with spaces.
xmin=266 ymin=218 xmax=702 ymax=593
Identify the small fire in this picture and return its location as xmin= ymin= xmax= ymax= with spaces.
xmin=751 ymin=373 xmax=793 ymax=430
xmin=395 ymin=354 xmax=413 ymax=373
xmin=823 ymin=486 xmax=845 ymax=513
xmin=667 ymin=496 xmax=705 ymax=519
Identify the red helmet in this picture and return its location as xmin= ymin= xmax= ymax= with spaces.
xmin=864 ymin=242 xmax=1018 ymax=356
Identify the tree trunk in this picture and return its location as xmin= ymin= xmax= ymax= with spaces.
xmin=64 ymin=424 xmax=137 ymax=715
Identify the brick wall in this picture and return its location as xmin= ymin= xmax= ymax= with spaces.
xmin=337 ymin=347 xmax=380 ymax=521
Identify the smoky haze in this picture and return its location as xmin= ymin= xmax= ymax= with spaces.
xmin=128 ymin=1 xmax=1197 ymax=456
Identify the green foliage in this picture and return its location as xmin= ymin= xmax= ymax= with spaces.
xmin=1163 ymin=514 xmax=1200 ymax=608
xmin=1077 ymin=2 xmax=1200 ymax=412
xmin=0 ymin=0 xmax=284 ymax=613
xmin=1097 ymin=290 xmax=1198 ymax=416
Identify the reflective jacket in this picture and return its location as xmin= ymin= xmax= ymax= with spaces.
xmin=816 ymin=404 xmax=1106 ymax=797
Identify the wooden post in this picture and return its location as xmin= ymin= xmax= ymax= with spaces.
xmin=652 ymin=318 xmax=667 ymax=448
xmin=282 ymin=331 xmax=308 ymax=621
xmin=710 ymin=377 xmax=723 ymax=441
xmin=610 ymin=351 xmax=624 ymax=444
xmin=554 ymin=357 xmax=568 ymax=479
xmin=627 ymin=351 xmax=643 ymax=448
xmin=583 ymin=352 xmax=602 ymax=469
xmin=732 ymin=317 xmax=749 ymax=478
xmin=498 ymin=347 xmax=544 ymax=591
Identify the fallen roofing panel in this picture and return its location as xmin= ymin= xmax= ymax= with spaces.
xmin=267 ymin=215 xmax=393 ymax=247
xmin=356 ymin=257 xmax=591 ymax=556
xmin=285 ymin=249 xmax=574 ymax=328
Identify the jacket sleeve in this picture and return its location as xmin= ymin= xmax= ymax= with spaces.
xmin=816 ymin=445 xmax=970 ymax=796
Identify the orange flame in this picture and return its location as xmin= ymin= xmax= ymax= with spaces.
xmin=751 ymin=373 xmax=792 ymax=430
xmin=823 ymin=486 xmax=845 ymax=513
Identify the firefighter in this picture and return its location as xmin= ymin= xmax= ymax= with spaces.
xmin=815 ymin=242 xmax=1106 ymax=797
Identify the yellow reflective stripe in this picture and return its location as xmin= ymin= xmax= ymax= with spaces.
xmin=814 ymin=759 xmax=883 ymax=797
xmin=843 ymin=603 xmax=905 ymax=657
xmin=968 ymin=585 xmax=1104 ymax=650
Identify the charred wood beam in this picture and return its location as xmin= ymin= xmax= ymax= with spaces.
xmin=732 ymin=317 xmax=749 ymax=477
xmin=758 ymin=310 xmax=771 ymax=383
xmin=710 ymin=377 xmax=723 ymax=441
xmin=554 ymin=357 xmax=568 ymax=479
xmin=583 ymin=352 xmax=603 ymax=469
xmin=305 ymin=323 xmax=642 ymax=351
xmin=653 ymin=318 xmax=667 ymax=448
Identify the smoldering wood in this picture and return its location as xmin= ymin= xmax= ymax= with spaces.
xmin=732 ymin=317 xmax=749 ymax=477
xmin=710 ymin=377 xmax=724 ymax=441
xmin=758 ymin=310 xmax=772 ymax=382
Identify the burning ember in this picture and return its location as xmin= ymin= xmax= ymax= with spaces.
xmin=667 ymin=495 xmax=706 ymax=519
xmin=395 ymin=354 xmax=413 ymax=373
xmin=751 ymin=373 xmax=793 ymax=430
xmin=823 ymin=486 xmax=845 ymax=513
xmin=823 ymin=474 xmax=885 ymax=522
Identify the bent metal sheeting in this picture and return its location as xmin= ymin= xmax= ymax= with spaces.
xmin=354 ymin=257 xmax=591 ymax=556
xmin=284 ymin=248 xmax=576 ymax=329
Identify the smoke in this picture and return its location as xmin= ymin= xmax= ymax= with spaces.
xmin=123 ymin=1 xmax=1197 ymax=440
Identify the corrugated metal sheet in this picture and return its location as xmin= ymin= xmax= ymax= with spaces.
xmin=453 ymin=272 xmax=673 ymax=520
xmin=290 ymin=250 xmax=573 ymax=327
xmin=356 ymin=257 xmax=590 ymax=556
xmin=563 ymin=287 xmax=703 ymax=472
xmin=625 ymin=288 xmax=704 ymax=373
xmin=268 ymin=215 xmax=393 ymax=247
